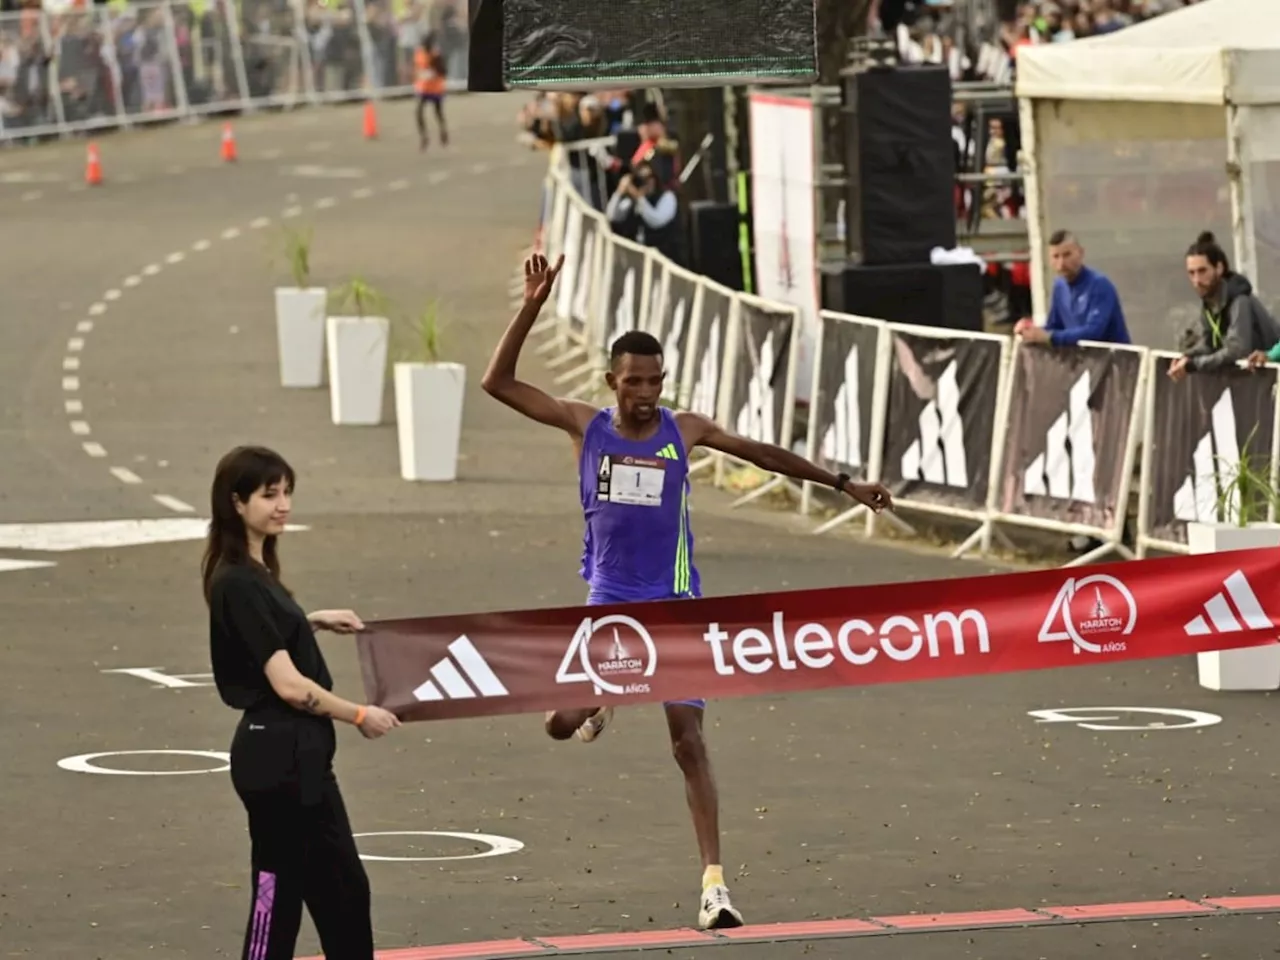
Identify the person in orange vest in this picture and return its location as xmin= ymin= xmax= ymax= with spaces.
xmin=414 ymin=33 xmax=449 ymax=151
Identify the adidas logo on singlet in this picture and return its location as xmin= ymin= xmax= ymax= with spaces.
xmin=655 ymin=443 xmax=680 ymax=460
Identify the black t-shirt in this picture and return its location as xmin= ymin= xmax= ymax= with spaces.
xmin=208 ymin=561 xmax=333 ymax=715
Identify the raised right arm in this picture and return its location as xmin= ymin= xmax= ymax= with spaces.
xmin=481 ymin=254 xmax=597 ymax=438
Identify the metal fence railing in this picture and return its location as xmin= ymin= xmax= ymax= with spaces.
xmin=0 ymin=0 xmax=468 ymax=143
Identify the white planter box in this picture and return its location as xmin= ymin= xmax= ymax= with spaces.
xmin=394 ymin=362 xmax=466 ymax=481
xmin=326 ymin=315 xmax=390 ymax=426
xmin=274 ymin=287 xmax=328 ymax=388
xmin=1188 ymin=521 xmax=1280 ymax=692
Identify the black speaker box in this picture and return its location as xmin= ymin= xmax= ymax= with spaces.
xmin=688 ymin=201 xmax=744 ymax=292
xmin=843 ymin=64 xmax=957 ymax=265
xmin=821 ymin=261 xmax=984 ymax=334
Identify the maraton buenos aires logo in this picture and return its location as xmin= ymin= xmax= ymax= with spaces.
xmin=555 ymin=614 xmax=658 ymax=696
xmin=1037 ymin=573 xmax=1137 ymax=654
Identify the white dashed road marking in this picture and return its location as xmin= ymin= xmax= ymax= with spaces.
xmin=153 ymin=494 xmax=196 ymax=514
xmin=58 ymin=174 xmax=419 ymax=503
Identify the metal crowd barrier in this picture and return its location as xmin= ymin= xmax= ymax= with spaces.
xmin=0 ymin=0 xmax=468 ymax=143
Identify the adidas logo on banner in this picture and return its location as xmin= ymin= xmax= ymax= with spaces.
xmin=822 ymin=343 xmax=862 ymax=469
xmin=690 ymin=314 xmax=722 ymax=418
xmin=736 ymin=330 xmax=778 ymax=445
xmin=661 ymin=296 xmax=687 ymax=405
xmin=412 ymin=636 xmax=510 ymax=702
xmin=901 ymin=360 xmax=968 ymax=488
xmin=1174 ymin=389 xmax=1238 ymax=523
xmin=1183 ymin=569 xmax=1272 ymax=636
xmin=1025 ymin=370 xmax=1096 ymax=502
xmin=610 ymin=265 xmax=637 ymax=347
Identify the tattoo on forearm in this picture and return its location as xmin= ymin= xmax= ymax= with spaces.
xmin=300 ymin=690 xmax=328 ymax=716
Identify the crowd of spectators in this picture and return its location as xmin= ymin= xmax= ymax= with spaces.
xmin=521 ymin=90 xmax=687 ymax=267
xmin=0 ymin=0 xmax=465 ymax=137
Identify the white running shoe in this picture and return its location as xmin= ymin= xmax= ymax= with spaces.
xmin=698 ymin=884 xmax=744 ymax=930
xmin=575 ymin=706 xmax=613 ymax=743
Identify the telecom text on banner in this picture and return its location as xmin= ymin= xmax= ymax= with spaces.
xmin=731 ymin=299 xmax=796 ymax=448
xmin=1144 ymin=358 xmax=1279 ymax=545
xmin=879 ymin=330 xmax=1001 ymax=511
xmin=998 ymin=343 xmax=1143 ymax=531
xmin=809 ymin=314 xmax=882 ymax=509
xmin=356 ymin=549 xmax=1280 ymax=723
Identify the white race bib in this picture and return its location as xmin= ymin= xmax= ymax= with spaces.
xmin=597 ymin=454 xmax=666 ymax=507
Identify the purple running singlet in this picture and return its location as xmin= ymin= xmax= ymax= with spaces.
xmin=578 ymin=406 xmax=704 ymax=709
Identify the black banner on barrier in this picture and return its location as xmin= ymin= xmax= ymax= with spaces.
xmin=689 ymin=285 xmax=730 ymax=419
xmin=556 ymin=205 xmax=586 ymax=335
xmin=645 ymin=263 xmax=667 ymax=336
xmin=655 ymin=271 xmax=699 ymax=407
xmin=998 ymin=344 xmax=1142 ymax=531
xmin=731 ymin=301 xmax=794 ymax=447
xmin=1146 ymin=358 xmax=1278 ymax=544
xmin=810 ymin=317 xmax=881 ymax=507
xmin=606 ymin=241 xmax=646 ymax=351
xmin=879 ymin=331 xmax=1000 ymax=510
xmin=570 ymin=218 xmax=600 ymax=337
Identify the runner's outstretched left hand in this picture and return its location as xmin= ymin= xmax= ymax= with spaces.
xmin=846 ymin=482 xmax=892 ymax=513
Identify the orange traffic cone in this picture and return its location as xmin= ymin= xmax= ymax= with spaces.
xmin=85 ymin=142 xmax=102 ymax=186
xmin=220 ymin=123 xmax=237 ymax=162
xmin=362 ymin=101 xmax=378 ymax=140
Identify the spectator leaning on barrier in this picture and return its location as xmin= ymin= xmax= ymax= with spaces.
xmin=606 ymin=159 xmax=682 ymax=264
xmin=1169 ymin=231 xmax=1280 ymax=382
xmin=1014 ymin=229 xmax=1131 ymax=347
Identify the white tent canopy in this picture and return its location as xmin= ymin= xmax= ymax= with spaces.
xmin=1013 ymin=0 xmax=1280 ymax=350
xmin=1015 ymin=0 xmax=1280 ymax=105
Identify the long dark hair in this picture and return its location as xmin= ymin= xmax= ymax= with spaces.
xmin=201 ymin=445 xmax=296 ymax=605
xmin=1186 ymin=230 xmax=1231 ymax=273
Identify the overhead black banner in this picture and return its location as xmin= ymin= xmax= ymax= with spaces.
xmin=1145 ymin=359 xmax=1279 ymax=545
xmin=730 ymin=300 xmax=795 ymax=448
xmin=605 ymin=240 xmax=648 ymax=352
xmin=689 ymin=284 xmax=731 ymax=419
xmin=500 ymin=0 xmax=817 ymax=90
xmin=879 ymin=331 xmax=1001 ymax=511
xmin=998 ymin=344 xmax=1143 ymax=532
xmin=808 ymin=315 xmax=882 ymax=512
xmin=654 ymin=270 xmax=700 ymax=408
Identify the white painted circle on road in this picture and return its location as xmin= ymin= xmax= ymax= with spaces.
xmin=57 ymin=749 xmax=231 ymax=775
xmin=1028 ymin=706 xmax=1223 ymax=731
xmin=353 ymin=831 xmax=524 ymax=862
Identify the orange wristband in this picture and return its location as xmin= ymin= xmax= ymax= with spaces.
xmin=354 ymin=705 xmax=368 ymax=727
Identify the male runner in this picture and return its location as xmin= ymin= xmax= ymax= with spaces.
xmin=481 ymin=253 xmax=893 ymax=931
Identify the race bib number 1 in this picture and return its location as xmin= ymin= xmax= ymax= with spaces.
xmin=597 ymin=454 xmax=665 ymax=507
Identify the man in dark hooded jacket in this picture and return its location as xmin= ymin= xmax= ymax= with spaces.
xmin=1169 ymin=231 xmax=1280 ymax=381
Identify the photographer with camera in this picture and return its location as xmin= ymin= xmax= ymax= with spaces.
xmin=605 ymin=159 xmax=682 ymax=264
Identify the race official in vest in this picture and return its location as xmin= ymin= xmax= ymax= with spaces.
xmin=605 ymin=160 xmax=682 ymax=265
xmin=413 ymin=33 xmax=448 ymax=151
xmin=1014 ymin=229 xmax=1131 ymax=347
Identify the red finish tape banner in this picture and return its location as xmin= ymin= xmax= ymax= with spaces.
xmin=355 ymin=548 xmax=1280 ymax=722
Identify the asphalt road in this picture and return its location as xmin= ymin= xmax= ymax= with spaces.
xmin=1 ymin=96 xmax=1278 ymax=960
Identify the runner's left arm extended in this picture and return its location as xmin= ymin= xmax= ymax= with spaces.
xmin=676 ymin=411 xmax=892 ymax=512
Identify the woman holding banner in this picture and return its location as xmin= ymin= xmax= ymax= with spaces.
xmin=202 ymin=444 xmax=399 ymax=960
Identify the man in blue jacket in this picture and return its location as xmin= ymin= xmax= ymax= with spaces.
xmin=1014 ymin=230 xmax=1131 ymax=347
